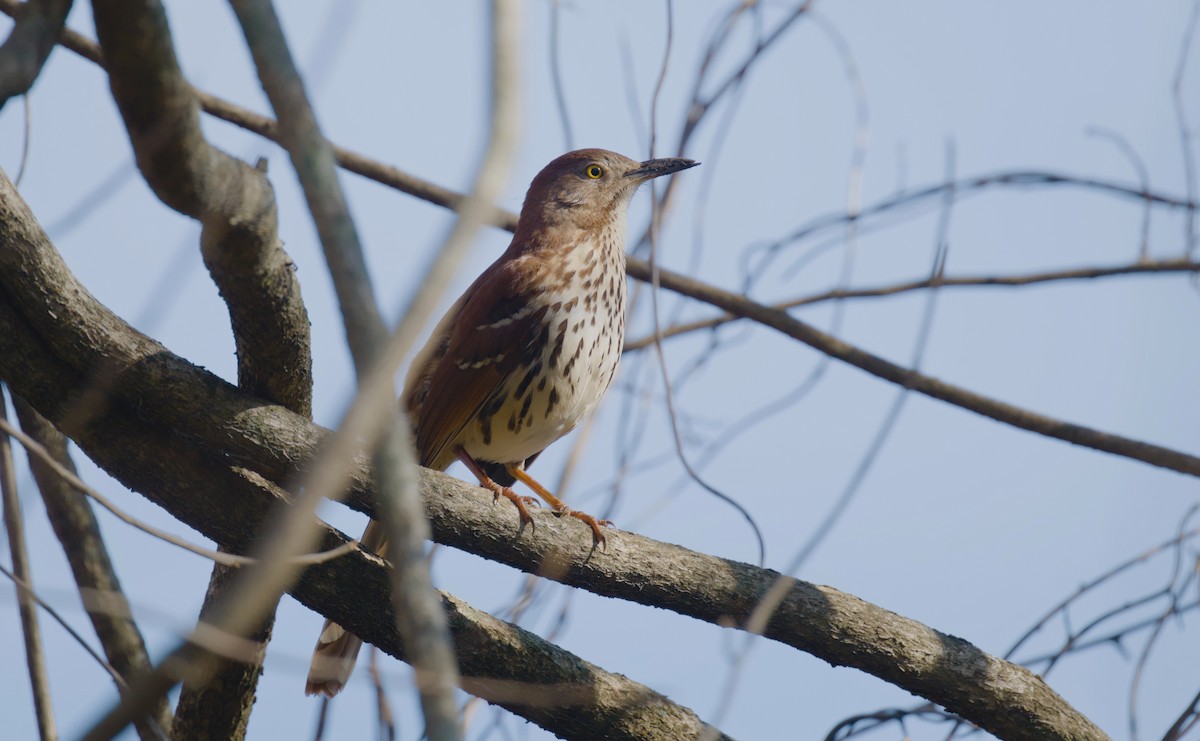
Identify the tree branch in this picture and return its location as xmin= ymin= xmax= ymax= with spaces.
xmin=0 ymin=389 xmax=56 ymax=741
xmin=623 ymin=259 xmax=1200 ymax=478
xmin=0 ymin=170 xmax=1104 ymax=740
xmin=10 ymin=396 xmax=171 ymax=741
xmin=0 ymin=0 xmax=72 ymax=110
xmin=91 ymin=0 xmax=312 ymax=417
xmin=226 ymin=0 xmax=476 ymax=734
xmin=7 ymin=385 xmax=724 ymax=740
xmin=623 ymin=258 xmax=1200 ymax=351
xmin=88 ymin=0 xmax=312 ymax=734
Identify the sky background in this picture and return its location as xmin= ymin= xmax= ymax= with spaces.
xmin=2 ymin=1 xmax=1199 ymax=739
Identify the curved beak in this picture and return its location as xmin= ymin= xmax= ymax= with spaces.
xmin=625 ymin=157 xmax=700 ymax=182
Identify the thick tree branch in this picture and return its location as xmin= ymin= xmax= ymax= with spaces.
xmin=0 ymin=170 xmax=1104 ymax=740
xmin=10 ymin=397 xmax=172 ymax=741
xmin=9 ymin=367 xmax=723 ymax=740
xmin=0 ymin=293 xmax=722 ymax=739
xmin=91 ymin=0 xmax=312 ymax=418
xmin=89 ymin=0 xmax=311 ymax=734
xmin=0 ymin=0 xmax=72 ymax=110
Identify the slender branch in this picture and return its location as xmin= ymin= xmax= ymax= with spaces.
xmin=0 ymin=0 xmax=73 ymax=110
xmin=623 ymin=258 xmax=1200 ymax=477
xmin=623 ymin=258 xmax=1200 ymax=351
xmin=1164 ymin=684 xmax=1200 ymax=741
xmin=227 ymin=0 xmax=511 ymax=735
xmin=0 ymin=563 xmax=133 ymax=697
xmin=1 ymin=388 xmax=56 ymax=741
xmin=1173 ymin=0 xmax=1200 ymax=254
xmin=227 ymin=0 xmax=384 ymax=367
xmin=10 ymin=396 xmax=172 ymax=741
xmin=10 ymin=1 xmax=1193 ymax=247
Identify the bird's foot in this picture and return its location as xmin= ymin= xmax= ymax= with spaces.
xmin=483 ymin=480 xmax=537 ymax=532
xmin=552 ymin=505 xmax=613 ymax=550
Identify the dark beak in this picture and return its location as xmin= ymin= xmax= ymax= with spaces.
xmin=625 ymin=157 xmax=700 ymax=181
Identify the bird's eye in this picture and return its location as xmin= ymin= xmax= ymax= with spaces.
xmin=585 ymin=164 xmax=604 ymax=179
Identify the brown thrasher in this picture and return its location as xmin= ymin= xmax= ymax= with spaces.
xmin=305 ymin=149 xmax=699 ymax=697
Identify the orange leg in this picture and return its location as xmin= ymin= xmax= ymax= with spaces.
xmin=456 ymin=447 xmax=537 ymax=532
xmin=505 ymin=463 xmax=612 ymax=548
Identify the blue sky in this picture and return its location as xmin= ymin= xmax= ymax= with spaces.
xmin=2 ymin=2 xmax=1198 ymax=739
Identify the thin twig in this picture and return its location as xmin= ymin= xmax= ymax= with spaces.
xmin=0 ymin=388 xmax=56 ymax=741
xmin=368 ymin=648 xmax=397 ymax=741
xmin=11 ymin=395 xmax=172 ymax=740
xmin=623 ymin=258 xmax=1200 ymax=350
xmin=0 ymin=563 xmax=130 ymax=691
xmin=1163 ymin=684 xmax=1200 ymax=741
xmin=645 ymin=0 xmax=766 ymax=568
xmin=1174 ymin=0 xmax=1200 ymax=256
xmin=548 ymin=0 xmax=573 ymax=151
xmin=1085 ymin=126 xmax=1153 ymax=260
xmin=624 ymin=256 xmax=1200 ymax=478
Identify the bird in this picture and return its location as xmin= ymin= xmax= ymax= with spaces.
xmin=305 ymin=148 xmax=699 ymax=697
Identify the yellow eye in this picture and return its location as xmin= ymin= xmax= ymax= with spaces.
xmin=586 ymin=164 xmax=604 ymax=179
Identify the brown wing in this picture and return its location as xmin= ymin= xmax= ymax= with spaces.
xmin=407 ymin=256 xmax=547 ymax=471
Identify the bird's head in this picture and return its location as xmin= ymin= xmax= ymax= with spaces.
xmin=517 ymin=148 xmax=699 ymax=236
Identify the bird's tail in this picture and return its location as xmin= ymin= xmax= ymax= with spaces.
xmin=304 ymin=519 xmax=388 ymax=697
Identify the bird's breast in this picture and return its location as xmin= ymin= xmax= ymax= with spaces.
xmin=464 ymin=239 xmax=627 ymax=465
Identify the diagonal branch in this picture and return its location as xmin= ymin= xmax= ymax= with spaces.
xmin=622 ymin=258 xmax=1200 ymax=350
xmin=9 ymin=396 xmax=172 ymax=741
xmin=225 ymin=0 xmax=460 ymax=732
xmin=15 ymin=390 xmax=723 ymax=741
xmin=0 ymin=298 xmax=1105 ymax=740
xmin=622 ymin=259 xmax=1200 ymax=477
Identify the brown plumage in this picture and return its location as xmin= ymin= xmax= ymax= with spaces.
xmin=305 ymin=148 xmax=699 ymax=697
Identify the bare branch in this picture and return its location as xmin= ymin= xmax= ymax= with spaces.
xmin=623 ymin=258 xmax=1200 ymax=350
xmin=0 ymin=168 xmax=1103 ymax=740
xmin=91 ymin=0 xmax=312 ymax=418
xmin=172 ymin=562 xmax=274 ymax=741
xmin=0 ymin=415 xmax=351 ymax=568
xmin=0 ymin=563 xmax=134 ymax=698
xmin=0 ymin=0 xmax=72 ymax=110
xmin=1163 ymin=685 xmax=1200 ymax=741
xmin=0 ymin=388 xmax=56 ymax=740
xmin=226 ymin=0 xmax=461 ymax=727
xmin=624 ymin=257 xmax=1200 ymax=477
xmin=83 ymin=0 xmax=315 ymax=729
xmin=1174 ymin=0 xmax=1200 ymax=255
xmin=10 ymin=396 xmax=172 ymax=741
xmin=228 ymin=0 xmax=520 ymax=736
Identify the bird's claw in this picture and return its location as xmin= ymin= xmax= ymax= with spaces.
xmin=554 ymin=507 xmax=613 ymax=550
xmin=490 ymin=484 xmax=537 ymax=533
